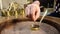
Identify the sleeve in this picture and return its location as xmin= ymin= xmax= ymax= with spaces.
xmin=25 ymin=6 xmax=30 ymax=16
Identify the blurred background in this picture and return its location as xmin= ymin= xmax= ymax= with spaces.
xmin=0 ymin=0 xmax=60 ymax=18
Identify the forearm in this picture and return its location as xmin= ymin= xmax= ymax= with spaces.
xmin=32 ymin=14 xmax=36 ymax=21
xmin=35 ymin=7 xmax=40 ymax=21
xmin=35 ymin=13 xmax=40 ymax=20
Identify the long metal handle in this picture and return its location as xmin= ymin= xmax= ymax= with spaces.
xmin=39 ymin=9 xmax=48 ymax=24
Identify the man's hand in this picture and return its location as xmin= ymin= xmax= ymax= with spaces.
xmin=32 ymin=6 xmax=40 ymax=21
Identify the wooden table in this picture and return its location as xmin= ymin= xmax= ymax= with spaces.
xmin=0 ymin=16 xmax=60 ymax=33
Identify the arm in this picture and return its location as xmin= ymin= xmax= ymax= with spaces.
xmin=35 ymin=6 xmax=40 ymax=21
xmin=31 ymin=6 xmax=36 ymax=21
